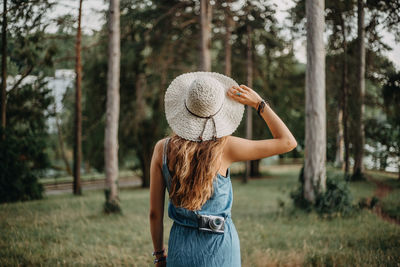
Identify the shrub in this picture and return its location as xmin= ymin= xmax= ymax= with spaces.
xmin=290 ymin=167 xmax=357 ymax=218
xmin=0 ymin=128 xmax=44 ymax=203
xmin=314 ymin=176 xmax=355 ymax=217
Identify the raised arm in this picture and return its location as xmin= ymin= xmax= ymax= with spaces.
xmin=149 ymin=139 xmax=167 ymax=266
xmin=225 ymin=85 xmax=297 ymax=162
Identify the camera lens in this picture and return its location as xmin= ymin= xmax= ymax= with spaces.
xmin=209 ymin=217 xmax=222 ymax=231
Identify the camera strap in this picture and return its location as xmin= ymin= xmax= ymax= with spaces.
xmin=193 ymin=210 xmax=228 ymax=220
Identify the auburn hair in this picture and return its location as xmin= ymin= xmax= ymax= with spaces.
xmin=166 ymin=133 xmax=228 ymax=211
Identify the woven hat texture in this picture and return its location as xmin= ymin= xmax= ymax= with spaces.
xmin=164 ymin=71 xmax=244 ymax=141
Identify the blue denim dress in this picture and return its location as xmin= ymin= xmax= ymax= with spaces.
xmin=162 ymin=137 xmax=241 ymax=267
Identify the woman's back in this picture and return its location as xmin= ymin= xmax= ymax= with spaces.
xmin=162 ymin=136 xmax=241 ymax=267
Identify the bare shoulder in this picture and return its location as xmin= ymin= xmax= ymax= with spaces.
xmin=152 ymin=137 xmax=168 ymax=165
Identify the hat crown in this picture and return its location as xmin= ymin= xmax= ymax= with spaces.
xmin=185 ymin=77 xmax=224 ymax=117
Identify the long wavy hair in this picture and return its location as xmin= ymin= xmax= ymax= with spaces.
xmin=166 ymin=133 xmax=228 ymax=211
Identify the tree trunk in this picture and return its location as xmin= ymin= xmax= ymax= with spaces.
xmin=244 ymin=24 xmax=253 ymax=183
xmin=352 ymin=0 xmax=366 ymax=180
xmin=1 ymin=0 xmax=7 ymax=133
xmin=73 ymin=0 xmax=83 ymax=195
xmin=140 ymin=148 xmax=152 ymax=188
xmin=334 ymin=105 xmax=344 ymax=169
xmin=340 ymin=14 xmax=350 ymax=177
xmin=104 ymin=0 xmax=121 ymax=212
xmin=84 ymin=160 xmax=91 ymax=174
xmin=200 ymin=0 xmax=212 ymax=71
xmin=304 ymin=0 xmax=326 ymax=203
xmin=134 ymin=73 xmax=146 ymax=130
xmin=224 ymin=0 xmax=233 ymax=76
xmin=54 ymin=100 xmax=72 ymax=175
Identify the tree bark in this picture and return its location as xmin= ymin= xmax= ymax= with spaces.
xmin=224 ymin=0 xmax=233 ymax=76
xmin=304 ymin=0 xmax=326 ymax=203
xmin=134 ymin=73 xmax=146 ymax=130
xmin=140 ymin=148 xmax=152 ymax=188
xmin=200 ymin=0 xmax=212 ymax=71
xmin=352 ymin=0 xmax=366 ymax=180
xmin=54 ymin=100 xmax=72 ymax=175
xmin=1 ymin=0 xmax=7 ymax=132
xmin=339 ymin=14 xmax=350 ymax=177
xmin=244 ymin=24 xmax=253 ymax=183
xmin=73 ymin=0 xmax=83 ymax=195
xmin=334 ymin=105 xmax=344 ymax=169
xmin=104 ymin=0 xmax=121 ymax=211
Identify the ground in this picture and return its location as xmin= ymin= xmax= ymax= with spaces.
xmin=0 ymin=166 xmax=399 ymax=266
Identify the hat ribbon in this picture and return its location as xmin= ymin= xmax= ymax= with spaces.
xmin=184 ymin=100 xmax=224 ymax=142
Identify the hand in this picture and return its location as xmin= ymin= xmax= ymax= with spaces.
xmin=155 ymin=254 xmax=167 ymax=267
xmin=227 ymin=84 xmax=263 ymax=109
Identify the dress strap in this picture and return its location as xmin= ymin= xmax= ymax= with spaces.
xmin=162 ymin=137 xmax=172 ymax=192
xmin=163 ymin=137 xmax=171 ymax=166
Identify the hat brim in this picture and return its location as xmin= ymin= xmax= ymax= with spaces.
xmin=165 ymin=72 xmax=244 ymax=141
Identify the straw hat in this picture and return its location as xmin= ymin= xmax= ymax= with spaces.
xmin=164 ymin=71 xmax=244 ymax=142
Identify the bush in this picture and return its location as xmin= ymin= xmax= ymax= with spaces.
xmin=314 ymin=176 xmax=355 ymax=217
xmin=0 ymin=78 xmax=52 ymax=203
xmin=290 ymin=167 xmax=357 ymax=218
xmin=0 ymin=128 xmax=44 ymax=203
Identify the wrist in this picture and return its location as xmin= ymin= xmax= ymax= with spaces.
xmin=155 ymin=253 xmax=167 ymax=259
xmin=252 ymin=98 xmax=263 ymax=109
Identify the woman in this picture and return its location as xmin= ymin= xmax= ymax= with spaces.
xmin=149 ymin=72 xmax=297 ymax=266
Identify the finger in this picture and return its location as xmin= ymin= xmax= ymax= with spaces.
xmin=227 ymin=90 xmax=240 ymax=98
xmin=239 ymin=85 xmax=251 ymax=91
xmin=228 ymin=86 xmax=242 ymax=95
xmin=233 ymin=86 xmax=247 ymax=95
xmin=232 ymin=85 xmax=245 ymax=92
xmin=227 ymin=90 xmax=245 ymax=102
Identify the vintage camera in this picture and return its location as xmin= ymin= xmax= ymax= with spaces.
xmin=197 ymin=214 xmax=225 ymax=234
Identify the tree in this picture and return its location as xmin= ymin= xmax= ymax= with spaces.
xmin=244 ymin=22 xmax=253 ymax=183
xmin=224 ymin=0 xmax=233 ymax=76
xmin=352 ymin=0 xmax=366 ymax=180
xmin=104 ymin=0 xmax=121 ymax=213
xmin=324 ymin=1 xmax=355 ymax=175
xmin=382 ymin=71 xmax=400 ymax=179
xmin=73 ymin=0 xmax=83 ymax=195
xmin=304 ymin=0 xmax=326 ymax=203
xmin=1 ymin=0 xmax=7 ymax=132
xmin=200 ymin=0 xmax=212 ymax=71
xmin=0 ymin=77 xmax=53 ymax=203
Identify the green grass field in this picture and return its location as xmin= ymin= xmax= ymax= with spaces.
xmin=1 ymin=166 xmax=399 ymax=266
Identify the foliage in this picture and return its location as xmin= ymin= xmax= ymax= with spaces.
xmin=0 ymin=128 xmax=44 ymax=203
xmin=364 ymin=117 xmax=398 ymax=171
xmin=290 ymin=167 xmax=357 ymax=218
xmin=314 ymin=175 xmax=355 ymax=217
xmin=2 ymin=0 xmax=57 ymax=77
xmin=0 ymin=76 xmax=53 ymax=203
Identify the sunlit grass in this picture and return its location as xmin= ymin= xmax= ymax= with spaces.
xmin=1 ymin=167 xmax=399 ymax=266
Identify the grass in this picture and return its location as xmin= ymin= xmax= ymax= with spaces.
xmin=1 ymin=166 xmax=399 ymax=266
xmin=381 ymin=190 xmax=400 ymax=221
xmin=39 ymin=170 xmax=139 ymax=185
